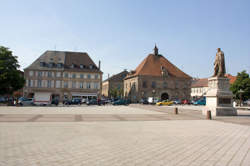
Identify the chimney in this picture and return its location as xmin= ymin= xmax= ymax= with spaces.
xmin=98 ymin=60 xmax=101 ymax=70
xmin=108 ymin=73 xmax=110 ymax=79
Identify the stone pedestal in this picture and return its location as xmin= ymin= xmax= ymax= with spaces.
xmin=202 ymin=77 xmax=237 ymax=116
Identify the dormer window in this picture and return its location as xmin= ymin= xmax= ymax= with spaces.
xmin=57 ymin=63 xmax=63 ymax=68
xmin=48 ymin=62 xmax=54 ymax=68
xmin=80 ymin=64 xmax=83 ymax=69
xmin=71 ymin=64 xmax=75 ymax=68
xmin=40 ymin=62 xmax=46 ymax=67
xmin=89 ymin=65 xmax=93 ymax=69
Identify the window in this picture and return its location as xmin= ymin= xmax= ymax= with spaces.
xmin=87 ymin=82 xmax=91 ymax=89
xmin=72 ymin=81 xmax=76 ymax=88
xmin=152 ymin=81 xmax=156 ymax=88
xmin=38 ymin=71 xmax=42 ymax=77
xmin=80 ymin=64 xmax=83 ymax=69
xmin=56 ymin=81 xmax=61 ymax=88
xmin=80 ymin=82 xmax=83 ymax=89
xmin=163 ymin=82 xmax=167 ymax=89
xmin=94 ymin=83 xmax=99 ymax=89
xmin=95 ymin=74 xmax=99 ymax=79
xmin=64 ymin=81 xmax=68 ymax=88
xmin=57 ymin=63 xmax=63 ymax=68
xmin=64 ymin=73 xmax=68 ymax=78
xmin=87 ymin=74 xmax=91 ymax=79
xmin=38 ymin=80 xmax=42 ymax=87
xmin=47 ymin=80 xmax=51 ymax=88
xmin=48 ymin=72 xmax=52 ymax=77
xmin=89 ymin=65 xmax=93 ymax=69
xmin=40 ymin=62 xmax=46 ymax=67
xmin=71 ymin=64 xmax=75 ymax=68
xmin=29 ymin=71 xmax=33 ymax=76
xmin=80 ymin=74 xmax=84 ymax=79
xmin=48 ymin=62 xmax=54 ymax=68
xmin=72 ymin=73 xmax=76 ymax=78
xmin=142 ymin=81 xmax=147 ymax=88
xmin=56 ymin=72 xmax=61 ymax=77
xmin=28 ymin=80 xmax=31 ymax=87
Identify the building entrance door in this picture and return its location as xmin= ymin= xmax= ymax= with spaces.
xmin=161 ymin=93 xmax=169 ymax=100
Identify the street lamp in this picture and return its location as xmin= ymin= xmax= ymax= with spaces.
xmin=238 ymin=89 xmax=244 ymax=107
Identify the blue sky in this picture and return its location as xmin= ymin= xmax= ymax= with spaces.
xmin=1 ymin=0 xmax=250 ymax=79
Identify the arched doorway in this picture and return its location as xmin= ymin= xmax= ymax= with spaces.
xmin=161 ymin=93 xmax=169 ymax=100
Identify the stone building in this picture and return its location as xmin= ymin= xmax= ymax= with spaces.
xmin=24 ymin=51 xmax=102 ymax=103
xmin=124 ymin=46 xmax=192 ymax=102
xmin=102 ymin=70 xmax=128 ymax=98
xmin=191 ymin=74 xmax=236 ymax=100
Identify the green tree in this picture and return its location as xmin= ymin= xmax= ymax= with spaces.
xmin=230 ymin=70 xmax=250 ymax=101
xmin=0 ymin=46 xmax=25 ymax=96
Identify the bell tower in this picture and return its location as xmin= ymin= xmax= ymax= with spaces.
xmin=154 ymin=44 xmax=159 ymax=56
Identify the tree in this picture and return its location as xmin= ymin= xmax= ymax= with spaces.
xmin=230 ymin=70 xmax=250 ymax=101
xmin=0 ymin=46 xmax=25 ymax=96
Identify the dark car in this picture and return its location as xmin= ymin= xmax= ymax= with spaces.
xmin=87 ymin=99 xmax=98 ymax=105
xmin=140 ymin=98 xmax=149 ymax=104
xmin=71 ymin=98 xmax=82 ymax=105
xmin=63 ymin=99 xmax=72 ymax=105
xmin=112 ymin=99 xmax=130 ymax=105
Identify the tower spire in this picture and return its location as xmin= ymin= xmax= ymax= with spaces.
xmin=154 ymin=44 xmax=158 ymax=56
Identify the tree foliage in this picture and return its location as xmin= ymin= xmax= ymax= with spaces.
xmin=0 ymin=46 xmax=25 ymax=95
xmin=230 ymin=70 xmax=250 ymax=101
xmin=109 ymin=88 xmax=123 ymax=99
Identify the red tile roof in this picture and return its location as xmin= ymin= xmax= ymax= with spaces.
xmin=191 ymin=74 xmax=236 ymax=88
xmin=127 ymin=54 xmax=191 ymax=79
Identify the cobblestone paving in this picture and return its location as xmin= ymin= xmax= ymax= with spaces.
xmin=0 ymin=105 xmax=250 ymax=166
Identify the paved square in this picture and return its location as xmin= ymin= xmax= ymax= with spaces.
xmin=0 ymin=105 xmax=249 ymax=166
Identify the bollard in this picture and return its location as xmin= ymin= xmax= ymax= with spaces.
xmin=174 ymin=107 xmax=178 ymax=114
xmin=207 ymin=110 xmax=212 ymax=120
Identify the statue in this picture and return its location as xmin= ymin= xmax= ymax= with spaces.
xmin=213 ymin=48 xmax=226 ymax=77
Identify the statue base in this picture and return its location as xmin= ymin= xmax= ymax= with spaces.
xmin=202 ymin=77 xmax=237 ymax=116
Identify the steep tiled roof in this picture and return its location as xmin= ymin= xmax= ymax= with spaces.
xmin=104 ymin=70 xmax=128 ymax=82
xmin=25 ymin=50 xmax=102 ymax=73
xmin=126 ymin=53 xmax=191 ymax=79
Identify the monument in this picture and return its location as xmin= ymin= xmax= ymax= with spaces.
xmin=202 ymin=48 xmax=237 ymax=116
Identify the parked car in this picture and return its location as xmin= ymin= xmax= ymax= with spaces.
xmin=156 ymin=100 xmax=173 ymax=106
xmin=112 ymin=99 xmax=130 ymax=105
xmin=87 ymin=99 xmax=98 ymax=105
xmin=18 ymin=97 xmax=34 ymax=106
xmin=0 ymin=96 xmax=6 ymax=103
xmin=63 ymin=99 xmax=72 ymax=105
xmin=71 ymin=98 xmax=82 ymax=105
xmin=181 ymin=99 xmax=190 ymax=105
xmin=173 ymin=99 xmax=181 ymax=105
xmin=194 ymin=99 xmax=206 ymax=105
xmin=243 ymin=100 xmax=250 ymax=106
xmin=148 ymin=97 xmax=159 ymax=104
xmin=140 ymin=98 xmax=149 ymax=104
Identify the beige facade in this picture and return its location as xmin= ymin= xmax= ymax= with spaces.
xmin=24 ymin=51 xmax=102 ymax=102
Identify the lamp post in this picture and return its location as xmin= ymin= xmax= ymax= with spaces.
xmin=238 ymin=89 xmax=244 ymax=107
xmin=152 ymin=89 xmax=156 ymax=104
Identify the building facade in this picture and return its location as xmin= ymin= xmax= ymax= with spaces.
xmin=24 ymin=51 xmax=102 ymax=103
xmin=124 ymin=46 xmax=192 ymax=102
xmin=191 ymin=74 xmax=236 ymax=100
xmin=102 ymin=70 xmax=128 ymax=98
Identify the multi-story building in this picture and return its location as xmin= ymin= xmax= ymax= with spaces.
xmin=24 ymin=51 xmax=102 ymax=104
xmin=191 ymin=74 xmax=236 ymax=100
xmin=102 ymin=70 xmax=128 ymax=98
xmin=124 ymin=46 xmax=192 ymax=102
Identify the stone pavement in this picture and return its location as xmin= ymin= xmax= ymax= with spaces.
xmin=0 ymin=105 xmax=250 ymax=166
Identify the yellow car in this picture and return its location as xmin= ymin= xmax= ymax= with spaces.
xmin=156 ymin=100 xmax=173 ymax=106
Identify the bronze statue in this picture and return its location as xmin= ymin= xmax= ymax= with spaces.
xmin=213 ymin=48 xmax=226 ymax=77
